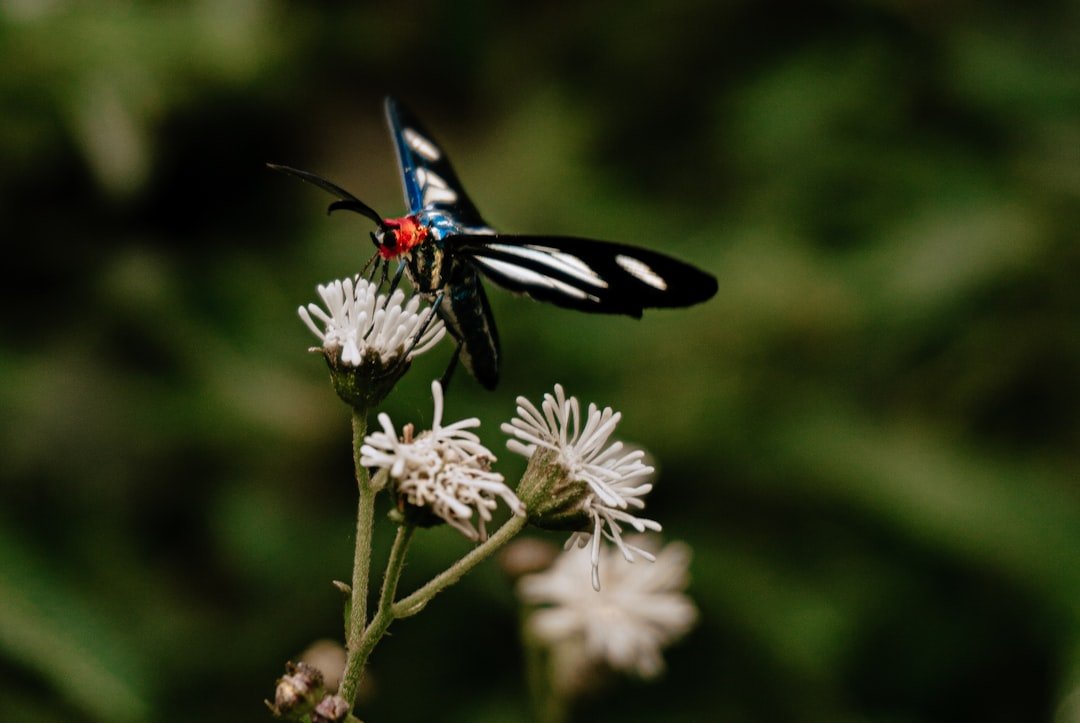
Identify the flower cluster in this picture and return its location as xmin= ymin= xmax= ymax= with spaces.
xmin=287 ymin=162 xmax=701 ymax=718
xmin=299 ymin=276 xmax=445 ymax=367
xmin=518 ymin=537 xmax=697 ymax=683
xmin=361 ymin=381 xmax=525 ymax=541
xmin=503 ymin=385 xmax=660 ymax=590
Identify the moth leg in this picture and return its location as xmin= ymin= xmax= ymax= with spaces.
xmin=398 ymin=290 xmax=443 ymax=361
xmin=387 ymin=261 xmax=407 ymax=295
xmin=440 ymin=344 xmax=461 ymax=393
xmin=417 ymin=290 xmax=444 ymax=342
xmin=360 ymin=250 xmax=380 ymax=280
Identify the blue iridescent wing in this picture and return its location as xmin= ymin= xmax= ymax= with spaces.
xmin=384 ymin=97 xmax=490 ymax=229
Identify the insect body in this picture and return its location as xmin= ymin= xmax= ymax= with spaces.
xmin=272 ymin=97 xmax=718 ymax=389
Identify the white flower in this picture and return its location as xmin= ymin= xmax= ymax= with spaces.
xmin=502 ymin=385 xmax=660 ymax=590
xmin=298 ymin=276 xmax=445 ymax=366
xmin=361 ymin=381 xmax=525 ymax=541
xmin=518 ymin=538 xmax=697 ymax=682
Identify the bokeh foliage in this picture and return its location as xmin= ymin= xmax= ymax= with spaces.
xmin=1 ymin=1 xmax=1078 ymax=721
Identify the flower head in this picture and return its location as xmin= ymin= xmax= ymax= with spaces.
xmin=299 ymin=276 xmax=445 ymax=366
xmin=299 ymin=277 xmax=445 ymax=407
xmin=502 ymin=385 xmax=660 ymax=589
xmin=361 ymin=381 xmax=525 ymax=541
xmin=518 ymin=538 xmax=697 ymax=685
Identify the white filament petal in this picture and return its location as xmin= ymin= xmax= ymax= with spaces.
xmin=502 ymin=384 xmax=660 ymax=589
xmin=298 ymin=276 xmax=445 ymax=366
xmin=361 ymin=381 xmax=525 ymax=541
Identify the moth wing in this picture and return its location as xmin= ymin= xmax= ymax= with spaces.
xmin=449 ymin=234 xmax=718 ymax=317
xmin=384 ymin=97 xmax=490 ymax=229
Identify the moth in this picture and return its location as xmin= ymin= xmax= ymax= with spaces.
xmin=272 ymin=98 xmax=717 ymax=389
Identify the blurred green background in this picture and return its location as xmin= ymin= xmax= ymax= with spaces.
xmin=2 ymin=1 xmax=1079 ymax=721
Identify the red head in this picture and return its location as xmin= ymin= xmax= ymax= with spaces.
xmin=374 ymin=215 xmax=429 ymax=260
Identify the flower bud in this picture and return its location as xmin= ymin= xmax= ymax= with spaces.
xmin=311 ymin=694 xmax=350 ymax=723
xmin=268 ymin=661 xmax=325 ymax=719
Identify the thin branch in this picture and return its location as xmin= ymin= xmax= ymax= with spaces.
xmin=393 ymin=514 xmax=527 ymax=619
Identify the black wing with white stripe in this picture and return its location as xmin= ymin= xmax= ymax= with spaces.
xmin=384 ymin=97 xmax=490 ymax=229
xmin=448 ymin=234 xmax=718 ymax=317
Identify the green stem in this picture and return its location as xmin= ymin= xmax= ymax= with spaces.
xmin=393 ymin=514 xmax=527 ymax=619
xmin=341 ymin=524 xmax=416 ymax=706
xmin=339 ymin=410 xmax=375 ymax=704
xmin=526 ymin=630 xmax=567 ymax=723
xmin=522 ymin=610 xmax=549 ymax=722
xmin=378 ymin=524 xmax=416 ymax=616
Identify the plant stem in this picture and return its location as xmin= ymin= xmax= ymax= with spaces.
xmin=341 ymin=524 xmax=416 ymax=706
xmin=525 ymin=629 xmax=567 ymax=723
xmin=339 ymin=410 xmax=375 ymax=705
xmin=393 ymin=513 xmax=527 ymax=619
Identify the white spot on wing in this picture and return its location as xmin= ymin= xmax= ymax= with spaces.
xmin=404 ymin=128 xmax=440 ymax=161
xmin=475 ymin=257 xmax=600 ymax=302
xmin=416 ymin=168 xmax=458 ymax=206
xmin=484 ymin=243 xmax=609 ymax=289
xmin=616 ymin=255 xmax=667 ymax=290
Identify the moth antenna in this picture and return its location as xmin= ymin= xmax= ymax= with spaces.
xmin=327 ymin=199 xmax=385 ymax=226
xmin=267 ymin=162 xmax=385 ymax=226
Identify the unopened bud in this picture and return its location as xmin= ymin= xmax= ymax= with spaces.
xmin=269 ymin=661 xmax=325 ymax=718
xmin=311 ymin=694 xmax=350 ymax=722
